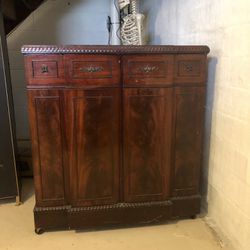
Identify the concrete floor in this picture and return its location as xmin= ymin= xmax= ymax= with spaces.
xmin=0 ymin=179 xmax=231 ymax=250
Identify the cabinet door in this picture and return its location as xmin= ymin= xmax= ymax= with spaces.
xmin=28 ymin=90 xmax=66 ymax=207
xmin=123 ymin=88 xmax=172 ymax=202
xmin=65 ymin=88 xmax=120 ymax=207
xmin=172 ymin=87 xmax=205 ymax=196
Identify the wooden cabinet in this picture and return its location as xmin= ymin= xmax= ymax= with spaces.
xmin=22 ymin=45 xmax=209 ymax=233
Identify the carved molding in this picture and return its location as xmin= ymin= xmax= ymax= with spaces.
xmin=34 ymin=205 xmax=71 ymax=212
xmin=22 ymin=45 xmax=210 ymax=55
xmin=171 ymin=195 xmax=201 ymax=201
xmin=34 ymin=200 xmax=173 ymax=213
xmin=70 ymin=201 xmax=173 ymax=212
xmin=34 ymin=196 xmax=201 ymax=213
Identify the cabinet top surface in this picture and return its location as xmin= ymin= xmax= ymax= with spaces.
xmin=21 ymin=45 xmax=210 ymax=55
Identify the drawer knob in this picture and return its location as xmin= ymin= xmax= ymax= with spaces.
xmin=141 ymin=65 xmax=159 ymax=73
xmin=80 ymin=66 xmax=104 ymax=73
xmin=41 ymin=65 xmax=49 ymax=73
xmin=183 ymin=63 xmax=193 ymax=72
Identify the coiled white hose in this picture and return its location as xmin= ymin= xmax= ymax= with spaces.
xmin=121 ymin=0 xmax=144 ymax=45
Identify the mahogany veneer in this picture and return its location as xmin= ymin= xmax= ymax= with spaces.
xmin=22 ymin=45 xmax=209 ymax=234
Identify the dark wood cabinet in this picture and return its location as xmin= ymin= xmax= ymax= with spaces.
xmin=22 ymin=45 xmax=209 ymax=233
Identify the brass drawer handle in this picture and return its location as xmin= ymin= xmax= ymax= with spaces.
xmin=41 ymin=65 xmax=49 ymax=73
xmin=80 ymin=66 xmax=104 ymax=73
xmin=140 ymin=65 xmax=159 ymax=73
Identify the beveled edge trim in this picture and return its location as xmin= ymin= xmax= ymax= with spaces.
xmin=21 ymin=45 xmax=210 ymax=55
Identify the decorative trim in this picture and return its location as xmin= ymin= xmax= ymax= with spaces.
xmin=34 ymin=200 xmax=173 ymax=213
xmin=171 ymin=195 xmax=201 ymax=201
xmin=34 ymin=205 xmax=71 ymax=212
xmin=34 ymin=196 xmax=200 ymax=213
xmin=70 ymin=201 xmax=173 ymax=212
xmin=21 ymin=45 xmax=210 ymax=55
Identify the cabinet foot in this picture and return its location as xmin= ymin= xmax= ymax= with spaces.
xmin=15 ymin=196 xmax=22 ymax=206
xmin=190 ymin=215 xmax=197 ymax=220
xmin=35 ymin=228 xmax=45 ymax=235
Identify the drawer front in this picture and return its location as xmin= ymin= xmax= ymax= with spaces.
xmin=174 ymin=54 xmax=207 ymax=84
xmin=65 ymin=55 xmax=120 ymax=86
xmin=24 ymin=55 xmax=65 ymax=85
xmin=123 ymin=55 xmax=174 ymax=86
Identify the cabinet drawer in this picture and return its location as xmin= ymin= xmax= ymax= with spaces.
xmin=24 ymin=55 xmax=65 ymax=85
xmin=123 ymin=55 xmax=174 ymax=86
xmin=174 ymin=55 xmax=207 ymax=84
xmin=65 ymin=55 xmax=120 ymax=86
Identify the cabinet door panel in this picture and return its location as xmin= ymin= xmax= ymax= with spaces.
xmin=123 ymin=88 xmax=172 ymax=202
xmin=172 ymin=87 xmax=205 ymax=196
xmin=65 ymin=88 xmax=120 ymax=206
xmin=28 ymin=90 xmax=66 ymax=206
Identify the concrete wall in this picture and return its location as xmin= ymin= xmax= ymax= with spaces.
xmin=141 ymin=1 xmax=250 ymax=250
xmin=7 ymin=0 xmax=109 ymax=150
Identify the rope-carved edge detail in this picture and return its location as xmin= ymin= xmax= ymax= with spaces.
xmin=21 ymin=45 xmax=210 ymax=54
xmin=34 ymin=200 xmax=173 ymax=212
xmin=34 ymin=195 xmax=201 ymax=213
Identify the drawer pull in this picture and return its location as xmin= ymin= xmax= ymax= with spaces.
xmin=183 ymin=63 xmax=193 ymax=72
xmin=80 ymin=66 xmax=104 ymax=73
xmin=141 ymin=65 xmax=159 ymax=73
xmin=41 ymin=65 xmax=49 ymax=73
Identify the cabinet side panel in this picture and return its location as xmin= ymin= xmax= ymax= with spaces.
xmin=172 ymin=87 xmax=205 ymax=196
xmin=124 ymin=88 xmax=172 ymax=202
xmin=28 ymin=90 xmax=65 ymax=206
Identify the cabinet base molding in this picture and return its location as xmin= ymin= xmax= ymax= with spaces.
xmin=34 ymin=196 xmax=201 ymax=233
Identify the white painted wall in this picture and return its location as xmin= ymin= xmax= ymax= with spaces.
xmin=7 ymin=0 xmax=110 ymax=149
xmin=141 ymin=1 xmax=250 ymax=250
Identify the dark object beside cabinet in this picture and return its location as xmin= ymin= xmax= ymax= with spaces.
xmin=22 ymin=45 xmax=210 ymax=234
xmin=0 ymin=11 xmax=20 ymax=203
